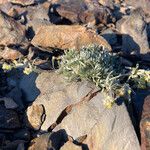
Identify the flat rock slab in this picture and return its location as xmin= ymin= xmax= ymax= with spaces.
xmin=31 ymin=25 xmax=111 ymax=51
xmin=27 ymin=71 xmax=140 ymax=150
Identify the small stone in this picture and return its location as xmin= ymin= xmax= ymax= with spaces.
xmin=0 ymin=97 xmax=18 ymax=109
xmin=26 ymin=104 xmax=45 ymax=130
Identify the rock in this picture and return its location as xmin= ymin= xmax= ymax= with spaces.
xmin=0 ymin=97 xmax=18 ymax=109
xmin=0 ymin=10 xmax=27 ymax=46
xmin=28 ymin=131 xmax=66 ymax=150
xmin=83 ymin=105 xmax=140 ymax=150
xmin=0 ymin=2 xmax=25 ymax=18
xmin=101 ymin=28 xmax=118 ymax=46
xmin=0 ymin=47 xmax=23 ymax=60
xmin=140 ymin=95 xmax=150 ymax=150
xmin=60 ymin=141 xmax=82 ymax=150
xmin=9 ymin=0 xmax=35 ymax=6
xmin=0 ymin=105 xmax=21 ymax=129
xmin=29 ymin=71 xmax=140 ymax=150
xmin=26 ymin=104 xmax=45 ymax=130
xmin=116 ymin=8 xmax=150 ymax=56
xmin=32 ymin=72 xmax=94 ymax=131
xmin=26 ymin=4 xmax=51 ymax=34
xmin=31 ymin=25 xmax=112 ymax=51
xmin=125 ymin=0 xmax=150 ymax=16
xmin=52 ymin=0 xmax=111 ymax=25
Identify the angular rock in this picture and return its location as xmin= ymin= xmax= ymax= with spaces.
xmin=28 ymin=131 xmax=66 ymax=150
xmin=0 ymin=105 xmax=21 ymax=129
xmin=32 ymin=72 xmax=92 ymax=131
xmin=9 ymin=0 xmax=35 ymax=6
xmin=31 ymin=25 xmax=111 ymax=51
xmin=0 ymin=47 xmax=23 ymax=60
xmin=30 ymin=71 xmax=140 ymax=150
xmin=60 ymin=141 xmax=82 ymax=150
xmin=26 ymin=104 xmax=45 ymax=130
xmin=140 ymin=95 xmax=150 ymax=150
xmin=83 ymin=105 xmax=140 ymax=150
xmin=117 ymin=8 xmax=150 ymax=56
xmin=0 ymin=97 xmax=18 ymax=109
xmin=27 ymin=5 xmax=51 ymax=34
xmin=0 ymin=10 xmax=27 ymax=46
xmin=125 ymin=0 xmax=150 ymax=16
xmin=52 ymin=0 xmax=112 ymax=25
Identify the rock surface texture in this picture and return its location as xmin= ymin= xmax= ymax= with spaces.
xmin=117 ymin=8 xmax=149 ymax=56
xmin=26 ymin=71 xmax=140 ymax=150
xmin=31 ymin=25 xmax=112 ymax=51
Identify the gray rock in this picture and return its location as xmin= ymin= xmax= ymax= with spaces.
xmin=117 ymin=8 xmax=150 ymax=56
xmin=29 ymin=71 xmax=140 ymax=150
xmin=0 ymin=105 xmax=21 ymax=129
xmin=0 ymin=10 xmax=27 ymax=46
xmin=33 ymin=72 xmax=92 ymax=130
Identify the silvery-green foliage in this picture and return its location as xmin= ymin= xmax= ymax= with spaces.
xmin=59 ymin=45 xmax=123 ymax=95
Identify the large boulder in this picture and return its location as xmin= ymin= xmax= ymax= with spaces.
xmin=31 ymin=25 xmax=111 ymax=51
xmin=26 ymin=71 xmax=140 ymax=150
xmin=117 ymin=8 xmax=150 ymax=57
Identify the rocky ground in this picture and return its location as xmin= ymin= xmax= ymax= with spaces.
xmin=0 ymin=0 xmax=150 ymax=150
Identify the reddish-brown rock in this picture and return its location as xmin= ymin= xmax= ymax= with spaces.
xmin=0 ymin=11 xmax=27 ymax=46
xmin=140 ymin=95 xmax=150 ymax=150
xmin=31 ymin=25 xmax=111 ymax=51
